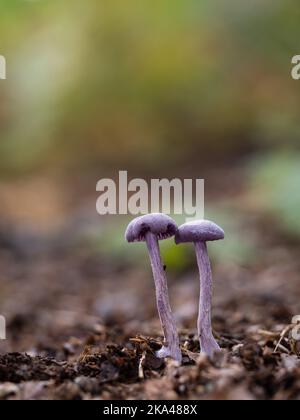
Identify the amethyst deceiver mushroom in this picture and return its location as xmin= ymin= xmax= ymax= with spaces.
xmin=175 ymin=220 xmax=224 ymax=358
xmin=125 ymin=213 xmax=182 ymax=363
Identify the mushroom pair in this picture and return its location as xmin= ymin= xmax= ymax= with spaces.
xmin=125 ymin=213 xmax=224 ymax=363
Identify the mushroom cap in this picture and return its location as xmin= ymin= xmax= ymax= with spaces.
xmin=175 ymin=219 xmax=224 ymax=244
xmin=125 ymin=213 xmax=178 ymax=243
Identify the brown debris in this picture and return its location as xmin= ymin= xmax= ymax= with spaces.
xmin=1 ymin=208 xmax=300 ymax=400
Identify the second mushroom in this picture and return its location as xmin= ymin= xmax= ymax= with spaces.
xmin=175 ymin=220 xmax=224 ymax=358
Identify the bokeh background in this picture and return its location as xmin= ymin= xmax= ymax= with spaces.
xmin=0 ymin=0 xmax=300 ymax=360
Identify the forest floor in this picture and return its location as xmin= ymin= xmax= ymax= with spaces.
xmin=0 ymin=176 xmax=300 ymax=400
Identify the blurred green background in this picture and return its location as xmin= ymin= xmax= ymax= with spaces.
xmin=0 ymin=0 xmax=300 ymax=269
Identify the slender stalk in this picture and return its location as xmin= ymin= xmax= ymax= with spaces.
xmin=194 ymin=241 xmax=220 ymax=358
xmin=145 ymin=231 xmax=182 ymax=363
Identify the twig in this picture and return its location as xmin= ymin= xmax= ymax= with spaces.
xmin=274 ymin=325 xmax=293 ymax=353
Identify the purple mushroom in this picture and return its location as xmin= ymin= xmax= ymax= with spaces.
xmin=175 ymin=220 xmax=224 ymax=358
xmin=125 ymin=213 xmax=182 ymax=363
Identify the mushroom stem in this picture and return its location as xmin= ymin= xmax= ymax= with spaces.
xmin=145 ymin=231 xmax=182 ymax=363
xmin=194 ymin=241 xmax=220 ymax=358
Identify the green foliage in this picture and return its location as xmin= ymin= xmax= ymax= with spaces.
xmin=205 ymin=207 xmax=257 ymax=265
xmin=0 ymin=0 xmax=299 ymax=174
xmin=250 ymin=153 xmax=300 ymax=237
